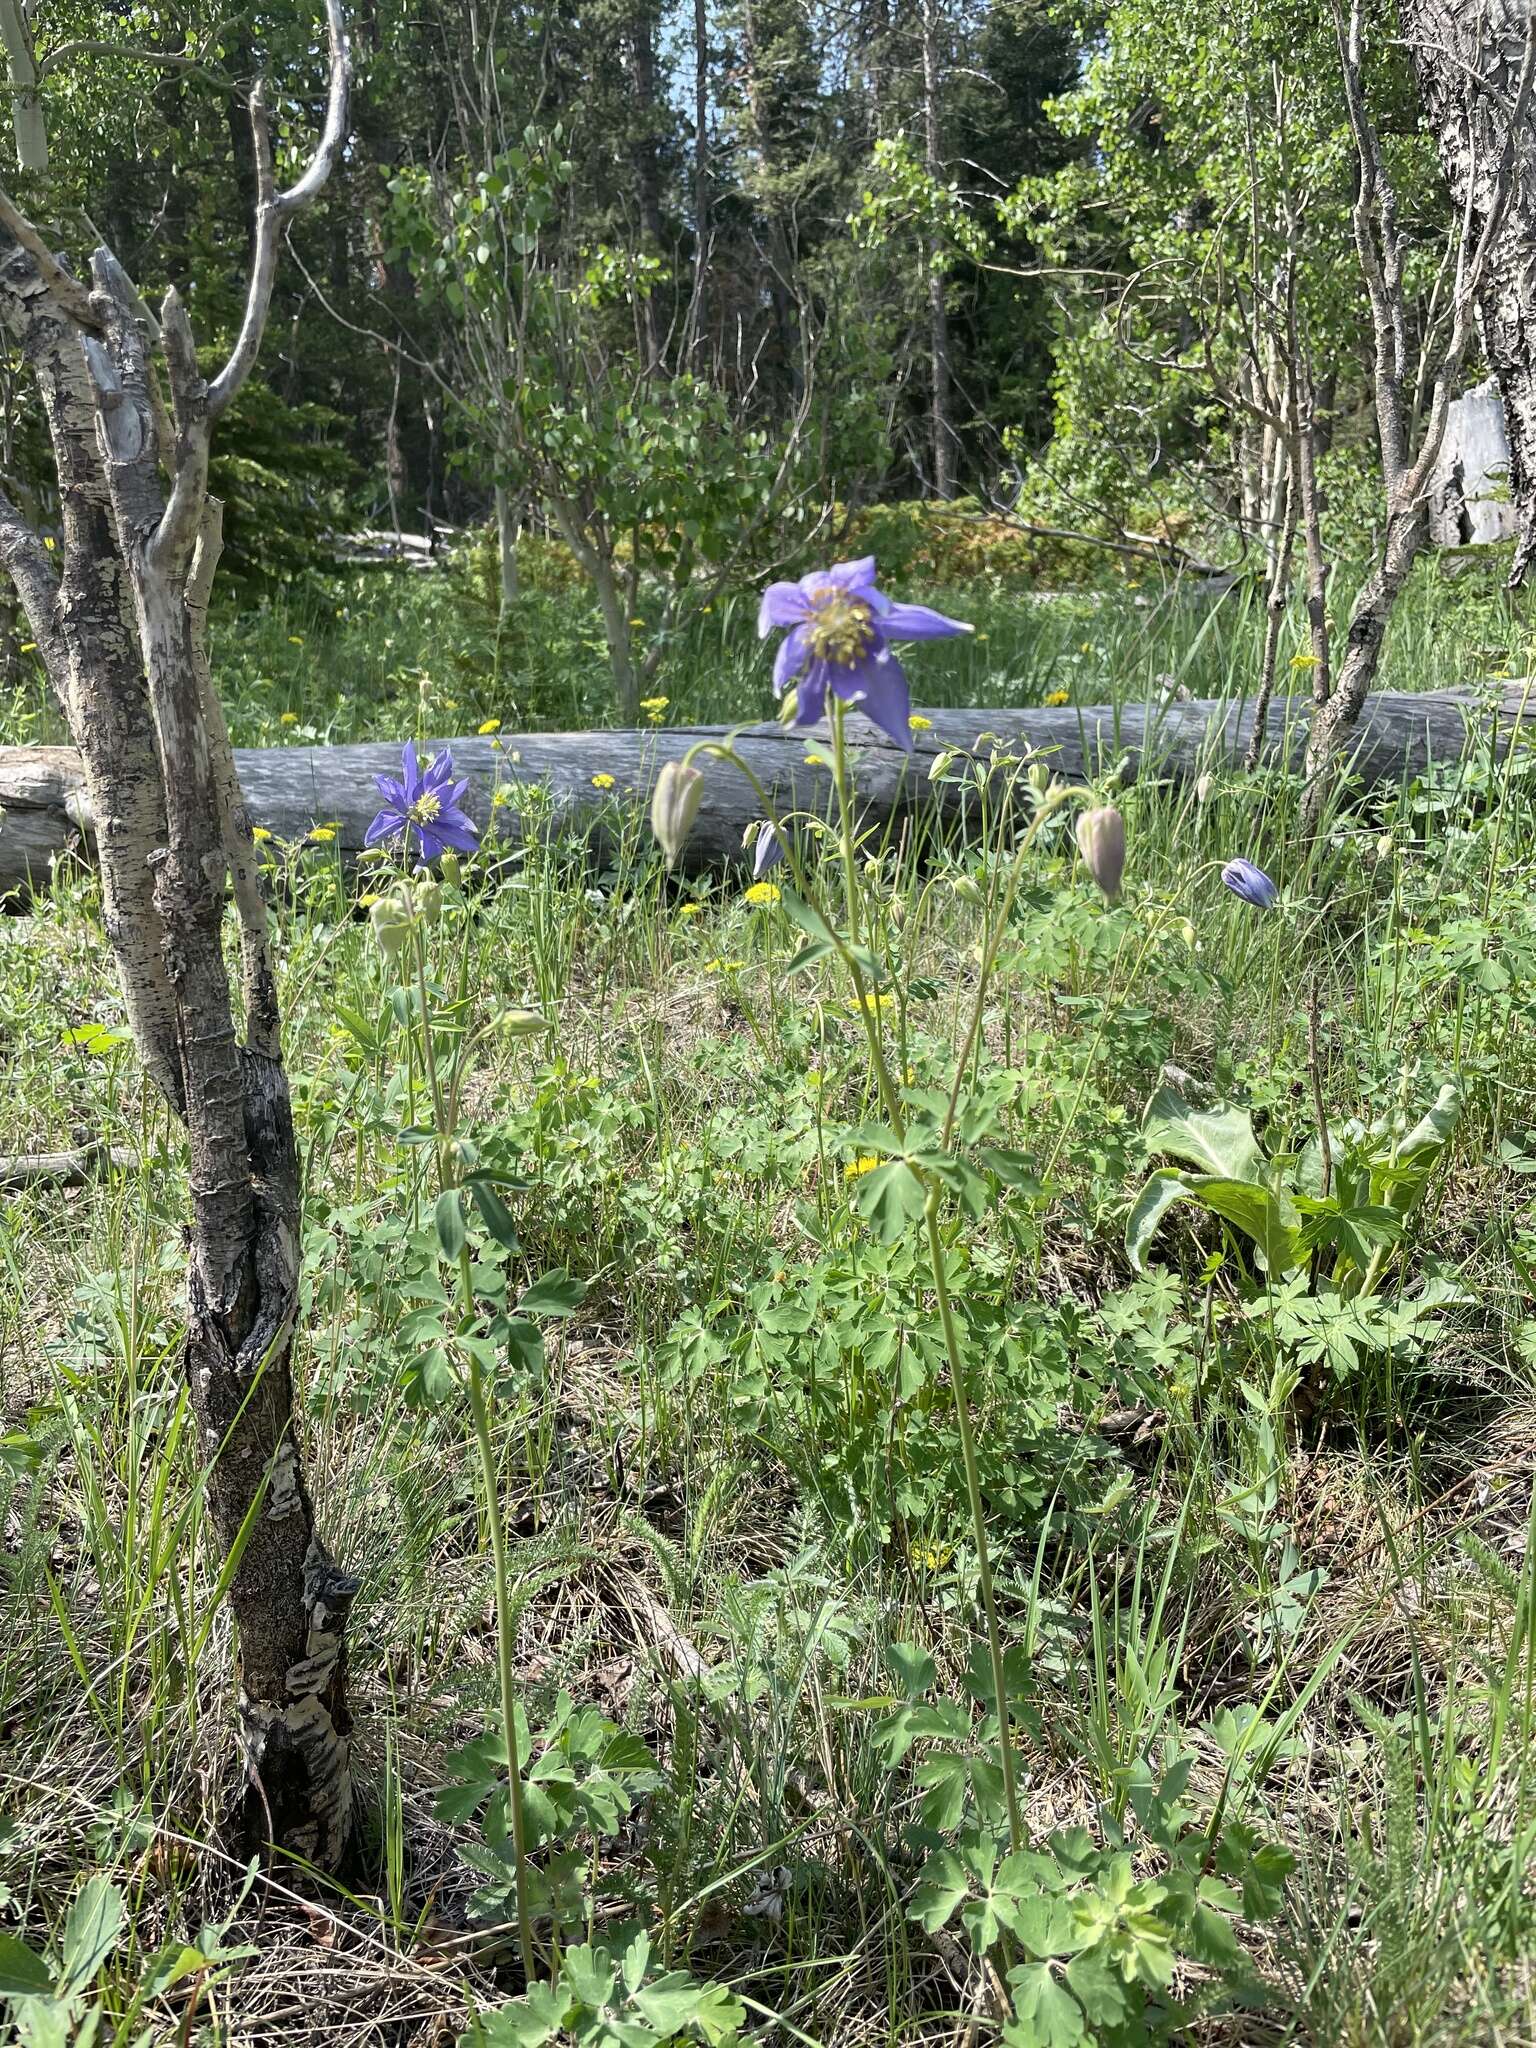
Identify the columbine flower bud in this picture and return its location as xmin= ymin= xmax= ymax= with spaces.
xmin=496 ymin=1008 xmax=550 ymax=1039
xmin=415 ymin=878 xmax=443 ymax=925
xmin=651 ymin=759 xmax=705 ymax=870
xmin=369 ymin=894 xmax=412 ymax=962
xmin=1075 ymin=805 xmax=1126 ymax=902
xmin=440 ymin=850 xmax=462 ymax=888
xmin=1195 ymin=772 xmax=1216 ymax=805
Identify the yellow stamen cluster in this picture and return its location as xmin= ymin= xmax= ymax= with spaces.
xmin=409 ymin=792 xmax=443 ymax=824
xmin=804 ymin=587 xmax=875 ymax=669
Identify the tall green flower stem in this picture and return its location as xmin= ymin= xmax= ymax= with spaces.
xmin=827 ymin=702 xmax=1090 ymax=1856
xmin=410 ymin=914 xmax=538 ymax=1986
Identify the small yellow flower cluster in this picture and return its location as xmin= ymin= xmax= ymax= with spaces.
xmin=252 ymin=826 xmax=273 ymax=844
xmin=908 ymin=714 xmax=933 ymax=732
xmin=703 ymin=957 xmax=746 ymax=974
xmin=279 ymin=710 xmax=298 ymax=726
xmin=1044 ymin=688 xmax=1070 ymax=707
xmin=591 ymin=772 xmax=616 ymax=790
xmin=308 ymin=824 xmax=338 ymax=845
xmin=492 ymin=787 xmax=513 ymax=808
xmin=913 ymin=1542 xmax=955 ymax=1571
xmin=743 ymin=882 xmax=781 ymax=907
xmin=846 ymin=990 xmax=897 ymax=1016
xmin=641 ymin=695 xmax=669 ymax=726
xmin=677 ymin=902 xmax=703 ymax=918
xmin=479 ymin=717 xmax=502 ymax=735
xmin=1290 ymin=652 xmax=1320 ymax=670
xmin=844 ymin=1156 xmax=881 ymax=1179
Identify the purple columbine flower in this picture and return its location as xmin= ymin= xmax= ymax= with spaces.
xmin=366 ymin=742 xmax=480 ymax=864
xmin=757 ymin=556 xmax=971 ymax=751
xmin=1221 ymin=857 xmax=1279 ymax=909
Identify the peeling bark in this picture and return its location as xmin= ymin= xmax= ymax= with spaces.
xmin=1403 ymin=0 xmax=1536 ymax=584
xmin=0 ymin=4 xmax=357 ymax=1868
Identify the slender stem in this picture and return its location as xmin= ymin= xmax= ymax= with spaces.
xmin=465 ymin=1349 xmax=539 ymax=1985
xmin=923 ymin=1183 xmax=1024 ymax=1853
xmin=413 ymin=905 xmax=538 ymax=1984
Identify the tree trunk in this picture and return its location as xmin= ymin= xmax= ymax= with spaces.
xmin=690 ymin=0 xmax=710 ymax=356
xmin=3 ymin=688 xmax=1518 ymax=896
xmin=495 ymin=484 xmax=520 ymax=612
xmin=0 ymin=7 xmax=357 ymax=1867
xmin=1403 ymin=0 xmax=1536 ymax=583
xmin=920 ymin=0 xmax=956 ymax=498
xmin=0 ymin=0 xmax=47 ymax=173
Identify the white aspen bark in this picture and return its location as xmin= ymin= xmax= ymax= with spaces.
xmin=0 ymin=0 xmax=47 ymax=173
xmin=494 ymin=483 xmax=519 ymax=613
xmin=1402 ymin=0 xmax=1536 ymax=583
xmin=0 ymin=1 xmax=357 ymax=1867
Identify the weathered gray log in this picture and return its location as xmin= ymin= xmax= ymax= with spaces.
xmin=0 ymin=685 xmax=1523 ymax=896
xmin=0 ymin=1139 xmax=136 ymax=1190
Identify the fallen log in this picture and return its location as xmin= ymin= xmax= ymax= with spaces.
xmin=0 ymin=686 xmax=1522 ymax=897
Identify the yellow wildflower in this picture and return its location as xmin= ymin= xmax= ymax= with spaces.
xmin=846 ymin=991 xmax=897 ymax=1015
xmin=975 ymin=632 xmax=988 ymax=642
xmin=908 ymin=714 xmax=933 ymax=732
xmin=288 ymin=635 xmax=304 ymax=646
xmin=844 ymin=1156 xmax=881 ymax=1178
xmin=309 ymin=826 xmax=337 ymax=845
xmin=677 ymin=902 xmax=704 ymax=917
xmin=492 ymin=787 xmax=512 ymax=807
xmin=913 ymin=1542 xmax=954 ymax=1571
xmin=43 ymin=536 xmax=55 ymax=550
xmin=19 ymin=641 xmax=36 ymax=654
xmin=703 ymin=957 xmax=746 ymax=974
xmin=743 ymin=882 xmax=781 ymax=907
xmin=591 ymin=772 xmax=616 ymax=790
xmin=359 ymin=891 xmax=382 ymax=908
xmin=629 ymin=618 xmax=646 ymax=627
xmin=251 ymin=826 xmax=273 ymax=843
xmin=478 ymin=717 xmax=502 ymax=735
xmin=1044 ymin=688 xmax=1070 ymax=707
xmin=640 ymin=696 xmax=668 ymax=711
xmin=1290 ymin=652 xmax=1320 ymax=669
xmin=279 ymin=710 xmax=298 ymax=726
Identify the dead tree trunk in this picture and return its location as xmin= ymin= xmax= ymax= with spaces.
xmin=1403 ymin=0 xmax=1536 ymax=585
xmin=1301 ymin=0 xmax=1535 ymax=833
xmin=0 ymin=4 xmax=357 ymax=1868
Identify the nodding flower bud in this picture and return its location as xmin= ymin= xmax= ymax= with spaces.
xmin=369 ymin=893 xmax=413 ymax=963
xmin=1075 ymin=804 xmax=1126 ymax=902
xmin=414 ymin=878 xmax=443 ymax=926
xmin=651 ymin=759 xmax=705 ymax=871
xmin=439 ymin=850 xmax=462 ymax=888
xmin=752 ymin=821 xmax=786 ymax=880
xmin=496 ymin=1008 xmax=550 ymax=1039
xmin=1195 ymin=772 xmax=1217 ymax=805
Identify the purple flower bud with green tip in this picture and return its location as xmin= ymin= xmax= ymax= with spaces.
xmin=758 ymin=557 xmax=971 ymax=751
xmin=753 ymin=822 xmax=785 ymax=880
xmin=1075 ymin=805 xmax=1125 ymax=901
xmin=1221 ymin=857 xmax=1279 ymax=908
xmin=367 ymin=742 xmax=479 ymax=864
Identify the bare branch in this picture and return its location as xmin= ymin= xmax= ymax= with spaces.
xmin=0 ymin=476 xmax=61 ymax=664
xmin=205 ymin=0 xmax=350 ymax=421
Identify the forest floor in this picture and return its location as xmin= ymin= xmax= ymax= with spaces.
xmin=4 ymin=551 xmax=1536 ymax=2046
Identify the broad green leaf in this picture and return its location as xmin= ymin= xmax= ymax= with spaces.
xmin=434 ymin=1189 xmax=467 ymax=1262
xmin=516 ymin=1271 xmax=586 ymax=1318
xmin=1127 ymin=1169 xmax=1299 ymax=1275
xmin=1140 ymin=1086 xmax=1264 ymax=1183
xmin=0 ymin=1934 xmax=54 ymax=1997
xmin=1395 ymin=1083 xmax=1462 ymax=1165
xmin=60 ymin=1876 xmax=124 ymax=1992
xmin=464 ymin=1981 xmax=570 ymax=2046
